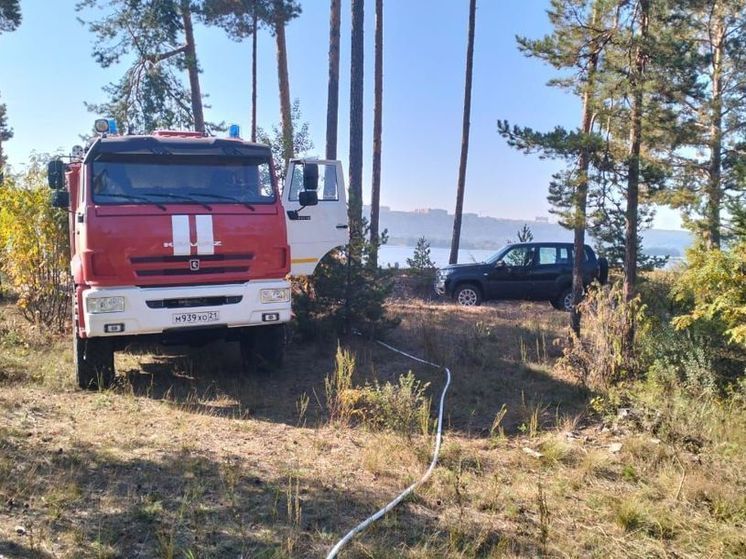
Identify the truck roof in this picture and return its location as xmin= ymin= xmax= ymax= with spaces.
xmin=84 ymin=134 xmax=271 ymax=162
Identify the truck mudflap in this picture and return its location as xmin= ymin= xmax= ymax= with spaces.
xmin=79 ymin=280 xmax=291 ymax=338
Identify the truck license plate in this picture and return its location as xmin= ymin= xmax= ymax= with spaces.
xmin=172 ymin=311 xmax=220 ymax=325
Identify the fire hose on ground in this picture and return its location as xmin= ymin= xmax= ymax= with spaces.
xmin=325 ymin=339 xmax=452 ymax=558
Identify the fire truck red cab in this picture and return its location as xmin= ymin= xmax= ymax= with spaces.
xmin=49 ymin=120 xmax=348 ymax=389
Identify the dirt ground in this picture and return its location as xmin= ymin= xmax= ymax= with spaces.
xmin=0 ymin=298 xmax=743 ymax=558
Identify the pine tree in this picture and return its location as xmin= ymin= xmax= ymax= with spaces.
xmin=498 ymin=0 xmax=617 ymax=334
xmin=516 ymin=224 xmax=534 ymax=243
xmin=78 ymin=0 xmax=210 ymax=133
xmin=201 ymin=1 xmax=274 ymax=141
xmin=662 ymin=0 xmax=746 ymax=248
xmin=348 ymin=0 xmax=365 ymax=254
xmin=369 ymin=0 xmax=384 ymax=267
xmin=0 ymin=0 xmax=21 ymax=33
xmin=269 ymin=0 xmax=301 ymax=166
xmin=0 ymin=0 xmax=20 ymax=181
xmin=325 ymin=0 xmax=341 ymax=159
xmin=0 ymin=96 xmax=12 ymax=181
xmin=449 ymin=0 xmax=476 ymax=265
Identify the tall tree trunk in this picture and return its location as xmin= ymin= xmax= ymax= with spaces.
xmin=348 ymin=0 xmax=364 ymax=252
xmin=622 ymin=0 xmax=649 ymax=352
xmin=181 ymin=0 xmax=205 ymax=133
xmin=274 ymin=3 xmax=293 ymax=166
xmin=706 ymin=12 xmax=724 ymax=249
xmin=571 ymin=40 xmax=600 ymax=336
xmin=251 ymin=6 xmax=258 ymax=142
xmin=369 ymin=0 xmax=383 ymax=267
xmin=449 ymin=0 xmax=476 ymax=265
xmin=325 ymin=0 xmax=341 ymax=159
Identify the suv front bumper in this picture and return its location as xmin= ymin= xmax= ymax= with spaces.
xmin=81 ymin=280 xmax=292 ymax=338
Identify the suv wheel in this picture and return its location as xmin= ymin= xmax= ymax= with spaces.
xmin=553 ymin=288 xmax=575 ymax=312
xmin=74 ymin=335 xmax=115 ymax=390
xmin=454 ymin=284 xmax=482 ymax=307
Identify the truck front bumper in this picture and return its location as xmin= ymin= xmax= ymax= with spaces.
xmin=81 ymin=280 xmax=292 ymax=338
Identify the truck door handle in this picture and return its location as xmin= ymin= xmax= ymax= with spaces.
xmin=76 ymin=213 xmax=84 ymax=223
xmin=336 ymin=224 xmax=348 ymax=229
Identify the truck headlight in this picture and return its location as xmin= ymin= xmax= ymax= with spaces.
xmin=260 ymin=288 xmax=290 ymax=304
xmin=87 ymin=296 xmax=125 ymax=314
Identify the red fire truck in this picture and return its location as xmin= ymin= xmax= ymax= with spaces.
xmin=49 ymin=119 xmax=348 ymax=389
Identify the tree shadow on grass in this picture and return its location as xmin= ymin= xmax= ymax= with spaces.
xmin=0 ymin=435 xmax=546 ymax=558
xmin=117 ymin=314 xmax=592 ymax=438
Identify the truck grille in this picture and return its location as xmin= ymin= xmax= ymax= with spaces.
xmin=130 ymin=253 xmax=253 ymax=278
xmin=146 ymin=295 xmax=242 ymax=309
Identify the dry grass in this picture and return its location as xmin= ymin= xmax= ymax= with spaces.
xmin=0 ymin=299 xmax=744 ymax=558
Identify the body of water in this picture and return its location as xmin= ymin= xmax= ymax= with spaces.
xmin=378 ymin=245 xmax=496 ymax=268
xmin=379 ymin=244 xmax=686 ymax=270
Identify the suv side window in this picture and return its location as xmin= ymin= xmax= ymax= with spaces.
xmin=537 ymin=246 xmax=558 ymax=265
xmin=501 ymin=246 xmax=533 ymax=267
xmin=561 ymin=246 xmax=589 ymax=263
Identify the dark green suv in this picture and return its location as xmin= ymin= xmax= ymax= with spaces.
xmin=434 ymin=242 xmax=608 ymax=311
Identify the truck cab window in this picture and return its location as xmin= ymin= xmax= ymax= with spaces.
xmin=91 ymin=155 xmax=276 ymax=205
xmin=288 ymin=163 xmax=339 ymax=202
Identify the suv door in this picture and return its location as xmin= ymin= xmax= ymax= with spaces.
xmin=529 ymin=245 xmax=568 ymax=300
xmin=484 ymin=245 xmax=535 ymax=299
xmin=283 ymin=160 xmax=349 ymax=276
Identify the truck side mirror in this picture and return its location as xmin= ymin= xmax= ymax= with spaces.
xmin=303 ymin=163 xmax=319 ymax=191
xmin=298 ymin=190 xmax=318 ymax=207
xmin=47 ymin=159 xmax=67 ymax=190
xmin=51 ymin=190 xmax=69 ymax=209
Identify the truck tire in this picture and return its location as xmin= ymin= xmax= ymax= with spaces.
xmin=598 ymin=257 xmax=609 ymax=285
xmin=454 ymin=284 xmax=482 ymax=307
xmin=254 ymin=325 xmax=286 ymax=371
xmin=239 ymin=325 xmax=286 ymax=374
xmin=74 ymin=335 xmax=115 ymax=390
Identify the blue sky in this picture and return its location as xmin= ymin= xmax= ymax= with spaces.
xmin=0 ymin=0 xmax=682 ymax=229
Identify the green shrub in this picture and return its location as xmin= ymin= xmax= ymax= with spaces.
xmin=556 ymin=282 xmax=647 ymax=388
xmin=673 ymin=241 xmax=746 ymax=350
xmin=406 ymin=236 xmax=437 ymax=296
xmin=355 ymin=371 xmax=431 ymax=437
xmin=324 ymin=345 xmax=357 ymax=424
xmin=323 ymin=347 xmax=431 ymax=436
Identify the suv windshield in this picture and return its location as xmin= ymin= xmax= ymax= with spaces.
xmin=91 ymin=155 xmax=275 ymax=206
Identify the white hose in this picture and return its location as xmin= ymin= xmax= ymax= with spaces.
xmin=325 ymin=340 xmax=452 ymax=558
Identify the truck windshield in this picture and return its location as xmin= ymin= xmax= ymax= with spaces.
xmin=91 ymin=155 xmax=275 ymax=206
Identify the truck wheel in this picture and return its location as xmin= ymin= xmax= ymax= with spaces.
xmin=254 ymin=325 xmax=286 ymax=371
xmin=239 ymin=326 xmax=285 ymax=374
xmin=74 ymin=335 xmax=115 ymax=390
xmin=454 ymin=284 xmax=482 ymax=307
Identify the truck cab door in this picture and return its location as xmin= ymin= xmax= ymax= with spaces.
xmin=282 ymin=159 xmax=349 ymax=276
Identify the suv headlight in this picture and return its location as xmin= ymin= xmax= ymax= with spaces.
xmin=260 ymin=287 xmax=291 ymax=304
xmin=87 ymin=296 xmax=125 ymax=314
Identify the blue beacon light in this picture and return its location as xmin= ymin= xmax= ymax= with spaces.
xmin=229 ymin=124 xmax=241 ymax=139
xmin=107 ymin=119 xmax=118 ymax=135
